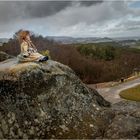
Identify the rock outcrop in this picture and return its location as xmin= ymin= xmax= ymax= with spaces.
xmin=0 ymin=51 xmax=13 ymax=62
xmin=0 ymin=57 xmax=110 ymax=139
xmin=0 ymin=57 xmax=140 ymax=139
xmin=99 ymin=100 xmax=140 ymax=139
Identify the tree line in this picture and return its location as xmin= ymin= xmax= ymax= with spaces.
xmin=1 ymin=31 xmax=140 ymax=84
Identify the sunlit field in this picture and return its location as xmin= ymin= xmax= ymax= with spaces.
xmin=119 ymin=85 xmax=140 ymax=101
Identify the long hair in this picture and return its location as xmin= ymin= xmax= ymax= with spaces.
xmin=17 ymin=30 xmax=37 ymax=50
xmin=18 ymin=30 xmax=30 ymax=44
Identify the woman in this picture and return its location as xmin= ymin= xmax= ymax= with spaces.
xmin=17 ymin=30 xmax=49 ymax=63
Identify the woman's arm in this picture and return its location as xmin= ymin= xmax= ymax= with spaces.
xmin=27 ymin=40 xmax=37 ymax=51
xmin=21 ymin=42 xmax=30 ymax=57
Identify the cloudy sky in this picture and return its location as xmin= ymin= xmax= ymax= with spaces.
xmin=1 ymin=0 xmax=140 ymax=38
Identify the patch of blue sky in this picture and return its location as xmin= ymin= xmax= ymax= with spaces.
xmin=128 ymin=1 xmax=140 ymax=9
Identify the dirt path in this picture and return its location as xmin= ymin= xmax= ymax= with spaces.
xmin=88 ymin=78 xmax=140 ymax=104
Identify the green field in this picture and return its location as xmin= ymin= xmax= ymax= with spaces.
xmin=119 ymin=85 xmax=140 ymax=101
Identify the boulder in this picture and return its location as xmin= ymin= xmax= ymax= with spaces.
xmin=103 ymin=101 xmax=140 ymax=139
xmin=95 ymin=100 xmax=140 ymax=139
xmin=0 ymin=57 xmax=140 ymax=139
xmin=0 ymin=58 xmax=110 ymax=139
xmin=0 ymin=51 xmax=13 ymax=62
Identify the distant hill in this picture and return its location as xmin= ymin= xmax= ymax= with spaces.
xmin=47 ymin=36 xmax=140 ymax=44
xmin=112 ymin=36 xmax=140 ymax=41
xmin=47 ymin=36 xmax=114 ymax=44
xmin=1 ymin=36 xmax=140 ymax=45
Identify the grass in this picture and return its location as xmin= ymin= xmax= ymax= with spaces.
xmin=119 ymin=85 xmax=140 ymax=101
xmin=40 ymin=50 xmax=51 ymax=59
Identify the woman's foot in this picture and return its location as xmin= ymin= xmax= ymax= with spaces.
xmin=39 ymin=56 xmax=49 ymax=62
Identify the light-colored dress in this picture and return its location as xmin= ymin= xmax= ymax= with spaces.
xmin=17 ymin=41 xmax=44 ymax=62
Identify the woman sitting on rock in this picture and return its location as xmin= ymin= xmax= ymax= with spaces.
xmin=17 ymin=30 xmax=49 ymax=63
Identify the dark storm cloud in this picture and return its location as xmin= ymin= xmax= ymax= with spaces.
xmin=24 ymin=1 xmax=72 ymax=18
xmin=0 ymin=1 xmax=104 ymax=22
xmin=20 ymin=1 xmax=103 ymax=18
xmin=0 ymin=0 xmax=104 ymax=37
xmin=0 ymin=1 xmax=72 ymax=22
xmin=1 ymin=0 xmax=140 ymax=38
xmin=0 ymin=1 xmax=20 ymax=23
xmin=79 ymin=0 xmax=103 ymax=6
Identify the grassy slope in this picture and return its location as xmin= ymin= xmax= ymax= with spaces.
xmin=119 ymin=85 xmax=140 ymax=101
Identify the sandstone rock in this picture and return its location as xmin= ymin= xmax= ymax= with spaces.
xmin=0 ymin=58 xmax=110 ymax=139
xmin=0 ymin=57 xmax=139 ymax=139
xmin=100 ymin=101 xmax=140 ymax=139
xmin=0 ymin=51 xmax=13 ymax=62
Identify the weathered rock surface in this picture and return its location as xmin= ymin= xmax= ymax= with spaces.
xmin=0 ymin=51 xmax=13 ymax=62
xmin=0 ymin=57 xmax=139 ymax=139
xmin=99 ymin=100 xmax=140 ymax=139
xmin=0 ymin=58 xmax=110 ymax=139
